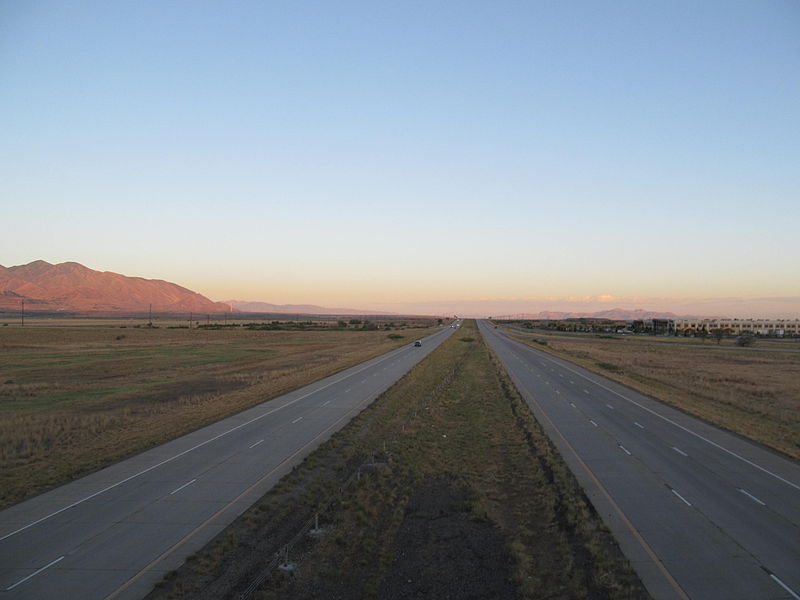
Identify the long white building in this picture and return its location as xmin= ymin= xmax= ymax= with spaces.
xmin=672 ymin=318 xmax=800 ymax=336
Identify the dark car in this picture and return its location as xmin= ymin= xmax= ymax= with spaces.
xmin=414 ymin=340 xmax=422 ymax=347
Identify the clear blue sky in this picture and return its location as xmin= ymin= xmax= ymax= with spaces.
xmin=2 ymin=1 xmax=798 ymax=316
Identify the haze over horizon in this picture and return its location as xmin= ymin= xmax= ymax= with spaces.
xmin=2 ymin=2 xmax=798 ymax=318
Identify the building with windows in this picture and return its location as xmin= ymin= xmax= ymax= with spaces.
xmin=672 ymin=318 xmax=800 ymax=336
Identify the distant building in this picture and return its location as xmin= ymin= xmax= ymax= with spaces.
xmin=629 ymin=318 xmax=674 ymax=334
xmin=672 ymin=318 xmax=800 ymax=336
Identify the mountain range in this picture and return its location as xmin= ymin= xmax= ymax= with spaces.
xmin=0 ymin=260 xmax=719 ymax=320
xmin=0 ymin=260 xmax=232 ymax=313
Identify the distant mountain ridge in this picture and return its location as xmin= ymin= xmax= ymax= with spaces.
xmin=0 ymin=260 xmax=232 ymax=313
xmin=225 ymin=300 xmax=389 ymax=316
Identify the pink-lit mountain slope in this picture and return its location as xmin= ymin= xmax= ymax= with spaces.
xmin=0 ymin=260 xmax=232 ymax=313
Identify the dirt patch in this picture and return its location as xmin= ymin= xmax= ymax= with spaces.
xmin=379 ymin=477 xmax=516 ymax=600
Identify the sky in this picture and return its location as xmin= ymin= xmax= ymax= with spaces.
xmin=1 ymin=1 xmax=799 ymax=317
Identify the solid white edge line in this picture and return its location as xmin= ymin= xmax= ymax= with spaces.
xmin=770 ymin=573 xmax=800 ymax=600
xmin=499 ymin=331 xmax=800 ymax=493
xmin=738 ymin=488 xmax=766 ymax=506
xmin=0 ymin=331 xmax=449 ymax=543
xmin=671 ymin=489 xmax=692 ymax=506
xmin=248 ymin=439 xmax=264 ymax=449
xmin=170 ymin=479 xmax=197 ymax=495
xmin=6 ymin=555 xmax=64 ymax=590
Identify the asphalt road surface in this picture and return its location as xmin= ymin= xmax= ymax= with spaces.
xmin=0 ymin=324 xmax=457 ymax=600
xmin=480 ymin=321 xmax=800 ymax=600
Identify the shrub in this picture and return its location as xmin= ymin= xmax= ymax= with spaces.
xmin=736 ymin=333 xmax=756 ymax=347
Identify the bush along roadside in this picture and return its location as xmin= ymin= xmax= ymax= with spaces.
xmin=148 ymin=320 xmax=649 ymax=600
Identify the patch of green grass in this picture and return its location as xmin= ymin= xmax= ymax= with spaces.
xmin=597 ymin=361 xmax=622 ymax=372
xmin=0 ymin=385 xmax=138 ymax=413
xmin=152 ymin=345 xmax=275 ymax=366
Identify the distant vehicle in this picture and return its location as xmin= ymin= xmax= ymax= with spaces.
xmin=414 ymin=340 xmax=422 ymax=347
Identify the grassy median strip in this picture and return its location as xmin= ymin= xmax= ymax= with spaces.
xmin=505 ymin=328 xmax=800 ymax=460
xmin=0 ymin=321 xmax=434 ymax=507
xmin=149 ymin=320 xmax=648 ymax=600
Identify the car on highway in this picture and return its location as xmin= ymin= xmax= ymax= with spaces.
xmin=414 ymin=340 xmax=422 ymax=347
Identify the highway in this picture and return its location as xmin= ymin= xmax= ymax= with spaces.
xmin=479 ymin=321 xmax=800 ymax=600
xmin=0 ymin=324 xmax=457 ymax=600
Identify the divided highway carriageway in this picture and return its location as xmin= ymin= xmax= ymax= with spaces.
xmin=0 ymin=325 xmax=456 ymax=600
xmin=480 ymin=320 xmax=800 ymax=600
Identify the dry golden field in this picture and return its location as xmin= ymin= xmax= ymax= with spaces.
xmin=506 ymin=328 xmax=800 ymax=460
xmin=0 ymin=320 xmax=435 ymax=507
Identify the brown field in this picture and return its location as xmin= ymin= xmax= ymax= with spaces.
xmin=0 ymin=319 xmax=436 ymax=508
xmin=149 ymin=320 xmax=647 ymax=600
xmin=505 ymin=328 xmax=800 ymax=460
xmin=516 ymin=328 xmax=800 ymax=350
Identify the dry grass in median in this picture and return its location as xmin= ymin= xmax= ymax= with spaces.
xmin=148 ymin=320 xmax=648 ymax=600
xmin=506 ymin=328 xmax=800 ymax=460
xmin=0 ymin=320 xmax=435 ymax=507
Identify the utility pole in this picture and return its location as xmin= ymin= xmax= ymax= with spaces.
xmin=189 ymin=311 xmax=193 ymax=328
xmin=21 ymin=299 xmax=24 ymax=327
xmin=148 ymin=303 xmax=152 ymax=327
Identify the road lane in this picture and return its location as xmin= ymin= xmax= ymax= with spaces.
xmin=479 ymin=321 xmax=800 ymax=600
xmin=0 ymin=324 xmax=457 ymax=600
